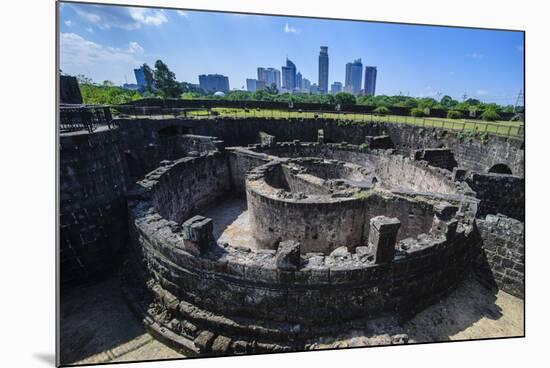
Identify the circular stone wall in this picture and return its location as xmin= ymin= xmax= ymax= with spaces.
xmin=246 ymin=158 xmax=377 ymax=254
xmin=125 ymin=147 xmax=481 ymax=356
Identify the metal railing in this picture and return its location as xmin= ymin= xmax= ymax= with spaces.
xmin=59 ymin=104 xmax=114 ymax=133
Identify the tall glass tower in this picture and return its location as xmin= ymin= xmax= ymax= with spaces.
xmin=364 ymin=66 xmax=377 ymax=96
xmin=318 ymin=46 xmax=329 ymax=94
xmin=282 ymin=58 xmax=297 ymax=91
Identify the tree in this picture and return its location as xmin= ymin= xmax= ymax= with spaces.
xmin=334 ymin=92 xmax=356 ymax=105
xmin=410 ymin=108 xmax=425 ymax=117
xmin=264 ymin=83 xmax=279 ymax=95
xmin=440 ymin=95 xmax=458 ymax=108
xmin=153 ymin=60 xmax=182 ymax=98
xmin=480 ymin=107 xmax=501 ymax=121
xmin=373 ymin=106 xmax=390 ymax=115
xmin=447 ymin=110 xmax=464 ymax=119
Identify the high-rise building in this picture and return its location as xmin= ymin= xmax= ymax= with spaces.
xmin=134 ymin=67 xmax=146 ymax=88
xmin=345 ymin=59 xmax=363 ymax=95
xmin=246 ymin=78 xmax=266 ymax=92
xmin=282 ymin=58 xmax=297 ymax=91
xmin=302 ymin=78 xmax=311 ymax=93
xmin=331 ymin=82 xmax=343 ymax=94
xmin=198 ymin=74 xmax=230 ymax=93
xmin=310 ymin=83 xmax=320 ymax=95
xmin=296 ymin=72 xmax=303 ymax=91
xmin=257 ymin=67 xmax=281 ymax=91
xmin=318 ymin=46 xmax=329 ymax=94
xmin=364 ymin=66 xmax=377 ymax=96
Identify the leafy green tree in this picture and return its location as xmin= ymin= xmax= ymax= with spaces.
xmin=480 ymin=107 xmax=501 ymax=121
xmin=440 ymin=95 xmax=458 ymax=108
xmin=410 ymin=107 xmax=425 ymax=117
xmin=264 ymin=83 xmax=279 ymax=95
xmin=153 ymin=60 xmax=182 ymax=98
xmin=447 ymin=110 xmax=464 ymax=119
xmin=334 ymin=92 xmax=356 ymax=105
xmin=373 ymin=106 xmax=390 ymax=115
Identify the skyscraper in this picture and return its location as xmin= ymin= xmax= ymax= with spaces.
xmin=364 ymin=66 xmax=377 ymax=96
xmin=318 ymin=46 xmax=329 ymax=94
xmin=282 ymin=58 xmax=297 ymax=91
xmin=198 ymin=74 xmax=230 ymax=93
xmin=331 ymin=82 xmax=343 ymax=94
xmin=134 ymin=67 xmax=146 ymax=88
xmin=345 ymin=59 xmax=363 ymax=95
xmin=246 ymin=79 xmax=266 ymax=92
xmin=257 ymin=67 xmax=281 ymax=91
xmin=296 ymin=72 xmax=303 ymax=91
xmin=302 ymin=78 xmax=311 ymax=93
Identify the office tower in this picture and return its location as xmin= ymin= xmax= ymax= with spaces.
xmin=198 ymin=74 xmax=230 ymax=93
xmin=318 ymin=46 xmax=329 ymax=94
xmin=257 ymin=67 xmax=281 ymax=91
xmin=331 ymin=82 xmax=343 ymax=94
xmin=246 ymin=79 xmax=267 ymax=92
xmin=302 ymin=78 xmax=311 ymax=93
xmin=296 ymin=72 xmax=303 ymax=91
xmin=246 ymin=78 xmax=257 ymax=92
xmin=364 ymin=66 xmax=377 ymax=96
xmin=282 ymin=58 xmax=297 ymax=91
xmin=134 ymin=67 xmax=146 ymax=88
xmin=344 ymin=59 xmax=363 ymax=95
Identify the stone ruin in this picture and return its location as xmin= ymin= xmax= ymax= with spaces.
xmin=59 ymin=111 xmax=525 ymax=356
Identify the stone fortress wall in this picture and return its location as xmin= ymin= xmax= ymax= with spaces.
xmin=125 ymin=149 xmax=477 ymax=354
xmin=60 ymin=115 xmax=525 ymax=349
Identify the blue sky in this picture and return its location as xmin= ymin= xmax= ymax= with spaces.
xmin=59 ymin=2 xmax=524 ymax=104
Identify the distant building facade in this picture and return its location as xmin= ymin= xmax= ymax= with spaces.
xmin=318 ymin=46 xmax=329 ymax=94
xmin=257 ymin=67 xmax=281 ymax=91
xmin=302 ymin=78 xmax=311 ymax=93
xmin=282 ymin=58 xmax=297 ymax=91
xmin=331 ymin=82 xmax=343 ymax=94
xmin=345 ymin=59 xmax=363 ymax=95
xmin=246 ymin=78 xmax=266 ymax=92
xmin=134 ymin=67 xmax=146 ymax=88
xmin=310 ymin=83 xmax=320 ymax=95
xmin=199 ymin=74 xmax=230 ymax=93
xmin=364 ymin=66 xmax=377 ymax=96
xmin=296 ymin=72 xmax=303 ymax=91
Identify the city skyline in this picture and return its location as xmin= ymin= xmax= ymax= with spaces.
xmin=59 ymin=3 xmax=524 ymax=103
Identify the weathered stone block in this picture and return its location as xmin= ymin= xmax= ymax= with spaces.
xmin=181 ymin=215 xmax=213 ymax=254
xmin=317 ymin=129 xmax=325 ymax=144
xmin=194 ymin=330 xmax=215 ymax=351
xmin=211 ymin=335 xmax=232 ymax=355
xmin=275 ymin=240 xmax=300 ymax=271
xmin=368 ymin=216 xmax=401 ymax=264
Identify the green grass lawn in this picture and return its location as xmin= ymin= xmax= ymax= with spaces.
xmin=182 ymin=107 xmax=524 ymax=138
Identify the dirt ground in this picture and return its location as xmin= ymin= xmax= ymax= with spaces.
xmin=59 ymin=270 xmax=523 ymax=366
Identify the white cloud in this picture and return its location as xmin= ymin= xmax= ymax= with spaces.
xmin=128 ymin=8 xmax=167 ymax=26
xmin=127 ymin=41 xmax=144 ymax=54
xmin=176 ymin=10 xmax=188 ymax=17
xmin=64 ymin=20 xmax=72 ymax=27
xmin=60 ymin=32 xmax=144 ymax=67
xmin=470 ymin=52 xmax=484 ymax=60
xmin=284 ymin=23 xmax=299 ymax=33
xmin=476 ymin=89 xmax=489 ymax=96
xmin=71 ymin=4 xmax=167 ymax=30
